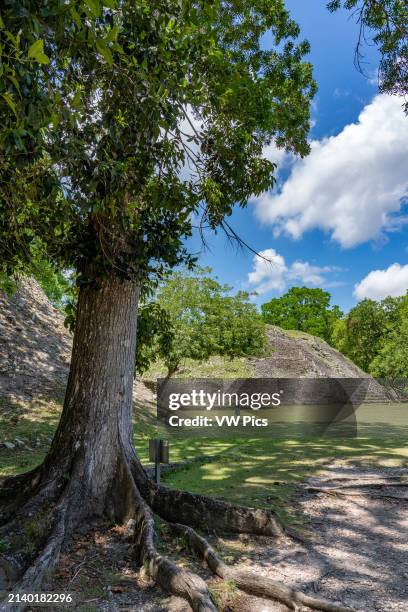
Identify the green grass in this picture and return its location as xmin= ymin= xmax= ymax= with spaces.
xmin=0 ymin=352 xmax=250 ymax=475
xmin=1 ymin=391 xmax=407 ymax=527
xmin=141 ymin=355 xmax=251 ymax=380
xmin=0 ymin=392 xmax=234 ymax=475
xmin=161 ymin=435 xmax=408 ymax=524
xmin=282 ymin=328 xmax=311 ymax=339
xmin=0 ymin=396 xmax=61 ymax=476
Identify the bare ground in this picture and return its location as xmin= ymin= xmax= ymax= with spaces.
xmin=23 ymin=461 xmax=406 ymax=612
xmin=213 ymin=461 xmax=408 ymax=612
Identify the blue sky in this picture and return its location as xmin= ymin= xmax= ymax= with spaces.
xmin=186 ymin=0 xmax=408 ymax=314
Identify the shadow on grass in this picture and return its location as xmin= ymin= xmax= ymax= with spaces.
xmin=162 ymin=425 xmax=408 ymax=525
xmin=0 ymin=395 xmax=62 ymax=476
xmin=1 ymin=393 xmax=407 ymax=527
xmin=1 ymin=392 xmax=407 ymax=610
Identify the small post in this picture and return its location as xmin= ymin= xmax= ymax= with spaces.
xmin=155 ymin=439 xmax=161 ymax=485
xmin=149 ymin=439 xmax=169 ymax=485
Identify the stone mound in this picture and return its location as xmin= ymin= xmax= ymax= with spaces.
xmin=248 ymin=326 xmax=393 ymax=403
xmin=0 ymin=278 xmax=153 ymax=406
xmin=0 ymin=278 xmax=71 ymax=401
xmin=0 ymin=280 xmax=391 ymax=404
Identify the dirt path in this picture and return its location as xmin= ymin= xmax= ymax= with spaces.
xmin=214 ymin=462 xmax=408 ymax=611
xmin=32 ymin=462 xmax=407 ymax=611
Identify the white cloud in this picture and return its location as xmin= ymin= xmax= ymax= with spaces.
xmin=354 ymin=263 xmax=408 ymax=300
xmin=254 ymin=95 xmax=408 ymax=248
xmin=247 ymin=248 xmax=287 ymax=294
xmin=288 ymin=261 xmax=334 ymax=285
xmin=262 ymin=142 xmax=292 ymax=169
xmin=247 ymin=249 xmax=340 ymax=296
xmin=171 ymin=105 xmax=203 ymax=182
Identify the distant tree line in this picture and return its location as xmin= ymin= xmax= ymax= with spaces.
xmin=332 ymin=295 xmax=408 ymax=378
xmin=261 ymin=286 xmax=408 ymax=378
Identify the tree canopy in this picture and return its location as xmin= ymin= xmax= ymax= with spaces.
xmin=369 ymin=296 xmax=408 ymax=378
xmin=1 ymin=0 xmax=316 ymax=288
xmin=261 ymin=286 xmax=343 ymax=342
xmin=331 ymin=295 xmax=406 ymax=373
xmin=136 ymin=268 xmax=268 ymax=376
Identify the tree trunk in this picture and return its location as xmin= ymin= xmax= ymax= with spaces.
xmin=0 ymin=274 xmax=356 ymax=612
xmin=40 ymin=275 xmax=141 ymax=517
xmin=1 ymin=273 xmax=146 ymax=562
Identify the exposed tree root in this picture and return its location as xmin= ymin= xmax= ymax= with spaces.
xmin=0 ymin=500 xmax=68 ymax=612
xmin=0 ymin=467 xmax=40 ymax=499
xmin=0 ymin=453 xmax=365 ymax=612
xmin=145 ymin=480 xmax=283 ymax=537
xmin=114 ymin=457 xmax=217 ymax=611
xmin=0 ymin=467 xmax=44 ymax=526
xmin=169 ymin=523 xmax=355 ymax=612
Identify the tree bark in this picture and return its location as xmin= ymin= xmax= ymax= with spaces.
xmin=40 ymin=275 xmax=141 ymax=517
xmin=0 ymin=274 xmax=144 ymax=543
xmin=0 ymin=274 xmax=356 ymax=612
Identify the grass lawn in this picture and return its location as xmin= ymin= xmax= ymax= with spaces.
xmin=161 ymin=435 xmax=408 ymax=525
xmin=1 ymin=393 xmax=407 ymax=526
xmin=141 ymin=355 xmax=252 ymax=380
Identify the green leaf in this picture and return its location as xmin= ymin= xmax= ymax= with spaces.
xmin=2 ymin=92 xmax=17 ymax=117
xmin=105 ymin=24 xmax=119 ymax=43
xmin=27 ymin=39 xmax=49 ymax=64
xmin=113 ymin=42 xmax=124 ymax=54
xmin=70 ymin=7 xmax=82 ymax=28
xmin=71 ymin=90 xmax=82 ymax=109
xmin=7 ymin=73 xmax=21 ymax=96
xmin=102 ymin=0 xmax=116 ymax=7
xmin=50 ymin=112 xmax=60 ymax=128
xmin=84 ymin=0 xmax=101 ymax=18
xmin=28 ymin=39 xmax=43 ymax=59
xmin=96 ymin=39 xmax=113 ymax=65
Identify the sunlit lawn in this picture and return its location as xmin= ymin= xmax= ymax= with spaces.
xmin=1 ymin=394 xmax=407 ymax=526
xmin=160 ymin=435 xmax=408 ymax=525
xmin=141 ymin=355 xmax=251 ymax=380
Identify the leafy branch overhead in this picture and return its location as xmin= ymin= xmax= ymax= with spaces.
xmin=328 ymin=0 xmax=408 ymax=110
xmin=1 ymin=0 xmax=316 ymax=286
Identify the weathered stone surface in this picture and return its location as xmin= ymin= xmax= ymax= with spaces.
xmin=0 ymin=278 xmax=154 ymax=407
xmin=248 ymin=326 xmax=393 ymax=402
xmin=0 ymin=278 xmax=71 ymax=402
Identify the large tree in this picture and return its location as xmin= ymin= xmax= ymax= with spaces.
xmin=136 ymin=268 xmax=268 ymax=377
xmin=261 ymin=287 xmax=343 ymax=342
xmin=331 ymin=295 xmax=407 ymax=374
xmin=0 ymin=2 xmax=346 ymax=610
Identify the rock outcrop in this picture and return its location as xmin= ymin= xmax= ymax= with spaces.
xmin=0 ymin=278 xmax=71 ymax=402
xmin=0 ymin=280 xmax=391 ymax=404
